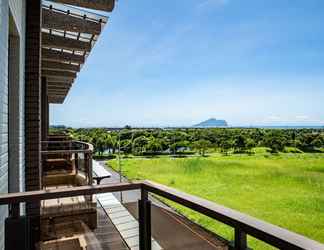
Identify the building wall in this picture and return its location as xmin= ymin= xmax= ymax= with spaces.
xmin=9 ymin=0 xmax=26 ymax=195
xmin=0 ymin=0 xmax=26 ymax=249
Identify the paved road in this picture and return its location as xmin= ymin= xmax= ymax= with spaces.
xmin=97 ymin=161 xmax=228 ymax=250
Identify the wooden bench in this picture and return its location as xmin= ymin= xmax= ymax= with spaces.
xmin=92 ymin=161 xmax=111 ymax=185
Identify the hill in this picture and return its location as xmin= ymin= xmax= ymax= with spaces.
xmin=193 ymin=118 xmax=228 ymax=128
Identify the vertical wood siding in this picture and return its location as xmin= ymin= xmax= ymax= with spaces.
xmin=0 ymin=0 xmax=26 ymax=249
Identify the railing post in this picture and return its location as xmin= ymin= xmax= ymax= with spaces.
xmin=89 ymin=152 xmax=93 ymax=185
xmin=139 ymin=188 xmax=151 ymax=250
xmin=9 ymin=203 xmax=20 ymax=218
xmin=234 ymin=228 xmax=247 ymax=250
xmin=74 ymin=152 xmax=79 ymax=174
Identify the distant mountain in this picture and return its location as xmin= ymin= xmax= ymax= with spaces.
xmin=194 ymin=118 xmax=228 ymax=128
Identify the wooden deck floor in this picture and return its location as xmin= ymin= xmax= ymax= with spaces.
xmin=40 ymin=207 xmax=129 ymax=250
xmin=87 ymin=208 xmax=129 ymax=250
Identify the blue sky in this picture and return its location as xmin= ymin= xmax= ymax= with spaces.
xmin=50 ymin=0 xmax=324 ymax=127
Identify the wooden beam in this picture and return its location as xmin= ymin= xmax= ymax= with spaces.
xmin=47 ymin=83 xmax=72 ymax=89
xmin=50 ymin=0 xmax=115 ymax=12
xmin=42 ymin=32 xmax=91 ymax=52
xmin=48 ymin=94 xmax=67 ymax=98
xmin=42 ymin=48 xmax=85 ymax=64
xmin=47 ymin=76 xmax=74 ymax=83
xmin=42 ymin=9 xmax=102 ymax=35
xmin=42 ymin=61 xmax=80 ymax=72
xmin=48 ymin=95 xmax=64 ymax=100
xmin=42 ymin=70 xmax=76 ymax=79
xmin=48 ymin=86 xmax=70 ymax=91
xmin=48 ymin=85 xmax=70 ymax=90
xmin=48 ymin=88 xmax=70 ymax=92
xmin=48 ymin=98 xmax=64 ymax=104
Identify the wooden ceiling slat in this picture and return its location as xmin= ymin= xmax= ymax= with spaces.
xmin=48 ymin=94 xmax=67 ymax=98
xmin=43 ymin=9 xmax=102 ymax=35
xmin=42 ymin=61 xmax=80 ymax=72
xmin=48 ymin=87 xmax=70 ymax=91
xmin=47 ymin=91 xmax=69 ymax=96
xmin=47 ymin=79 xmax=74 ymax=85
xmin=42 ymin=70 xmax=77 ymax=78
xmin=42 ymin=32 xmax=91 ymax=52
xmin=48 ymin=82 xmax=72 ymax=88
xmin=48 ymin=97 xmax=65 ymax=104
xmin=50 ymin=0 xmax=115 ymax=12
xmin=47 ymin=84 xmax=71 ymax=89
xmin=42 ymin=48 xmax=85 ymax=64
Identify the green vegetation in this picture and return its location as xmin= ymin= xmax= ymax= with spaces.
xmin=109 ymin=153 xmax=324 ymax=249
xmin=57 ymin=126 xmax=324 ymax=248
xmin=66 ymin=127 xmax=324 ymax=157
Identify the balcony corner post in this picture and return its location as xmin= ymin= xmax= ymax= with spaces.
xmin=139 ymin=188 xmax=151 ymax=250
xmin=9 ymin=203 xmax=20 ymax=218
xmin=234 ymin=228 xmax=247 ymax=250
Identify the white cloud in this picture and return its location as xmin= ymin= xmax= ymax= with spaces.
xmin=295 ymin=115 xmax=309 ymax=121
xmin=262 ymin=115 xmax=323 ymax=124
xmin=265 ymin=115 xmax=282 ymax=122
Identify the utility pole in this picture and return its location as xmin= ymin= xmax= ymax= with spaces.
xmin=118 ymin=130 xmax=123 ymax=203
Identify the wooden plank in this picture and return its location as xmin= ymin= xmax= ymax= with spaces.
xmin=48 ymin=94 xmax=67 ymax=99
xmin=48 ymin=98 xmax=64 ymax=104
xmin=48 ymin=93 xmax=69 ymax=99
xmin=48 ymin=90 xmax=70 ymax=95
xmin=50 ymin=0 xmax=115 ymax=12
xmin=42 ymin=32 xmax=91 ymax=52
xmin=42 ymin=48 xmax=85 ymax=64
xmin=48 ymin=86 xmax=70 ymax=91
xmin=48 ymin=84 xmax=72 ymax=90
xmin=42 ymin=70 xmax=76 ymax=78
xmin=43 ymin=8 xmax=102 ymax=35
xmin=42 ymin=61 xmax=80 ymax=72
xmin=47 ymin=77 xmax=74 ymax=84
xmin=47 ymin=82 xmax=71 ymax=87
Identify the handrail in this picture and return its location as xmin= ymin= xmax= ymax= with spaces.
xmin=0 ymin=182 xmax=141 ymax=205
xmin=41 ymin=149 xmax=93 ymax=155
xmin=41 ymin=140 xmax=94 ymax=154
xmin=0 ymin=181 xmax=323 ymax=250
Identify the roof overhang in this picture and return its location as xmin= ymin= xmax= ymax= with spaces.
xmin=42 ymin=0 xmax=113 ymax=104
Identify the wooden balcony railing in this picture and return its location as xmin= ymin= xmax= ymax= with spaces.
xmin=1 ymin=181 xmax=323 ymax=250
xmin=41 ymin=140 xmax=94 ymax=187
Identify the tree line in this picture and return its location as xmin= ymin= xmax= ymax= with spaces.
xmin=65 ymin=127 xmax=324 ymax=156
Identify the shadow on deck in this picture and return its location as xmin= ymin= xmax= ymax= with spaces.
xmin=39 ymin=207 xmax=129 ymax=250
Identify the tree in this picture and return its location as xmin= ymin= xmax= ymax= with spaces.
xmin=245 ymin=138 xmax=256 ymax=154
xmin=220 ymin=139 xmax=234 ymax=155
xmin=192 ymin=139 xmax=212 ymax=156
xmin=264 ymin=135 xmax=285 ymax=153
xmin=120 ymin=139 xmax=132 ymax=156
xmin=233 ymin=135 xmax=247 ymax=153
xmin=311 ymin=137 xmax=324 ymax=149
xmin=146 ymin=137 xmax=163 ymax=154
xmin=132 ymin=136 xmax=149 ymax=155
xmin=95 ymin=137 xmax=105 ymax=155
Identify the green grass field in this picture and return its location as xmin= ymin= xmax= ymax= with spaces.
xmin=108 ymin=152 xmax=324 ymax=249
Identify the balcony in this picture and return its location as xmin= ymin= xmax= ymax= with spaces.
xmin=1 ymin=177 xmax=323 ymax=250
xmin=40 ymin=139 xmax=98 ymax=246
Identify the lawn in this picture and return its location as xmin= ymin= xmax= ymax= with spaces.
xmin=108 ymin=153 xmax=324 ymax=249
